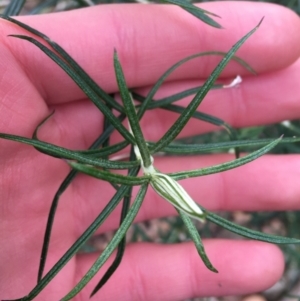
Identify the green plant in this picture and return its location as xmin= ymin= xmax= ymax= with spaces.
xmin=0 ymin=2 xmax=300 ymax=301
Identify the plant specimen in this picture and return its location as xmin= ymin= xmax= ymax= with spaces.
xmin=0 ymin=2 xmax=300 ymax=301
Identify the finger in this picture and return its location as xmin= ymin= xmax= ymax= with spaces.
xmin=0 ymin=2 xmax=299 ymax=104
xmin=71 ymin=153 xmax=300 ymax=235
xmin=0 ymin=40 xmax=48 ymax=135
xmin=75 ymin=240 xmax=284 ymax=301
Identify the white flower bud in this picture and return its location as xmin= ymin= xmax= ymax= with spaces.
xmin=149 ymin=171 xmax=205 ymax=222
xmin=130 ymin=125 xmax=205 ymax=223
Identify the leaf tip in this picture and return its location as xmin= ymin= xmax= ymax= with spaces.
xmin=210 ymin=266 xmax=218 ymax=273
xmin=257 ymin=17 xmax=264 ymax=28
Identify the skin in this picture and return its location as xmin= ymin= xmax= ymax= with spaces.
xmin=0 ymin=1 xmax=300 ymax=300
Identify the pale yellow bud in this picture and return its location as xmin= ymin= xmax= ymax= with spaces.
xmin=131 ymin=128 xmax=205 ymax=223
xmin=149 ymin=171 xmax=205 ymax=222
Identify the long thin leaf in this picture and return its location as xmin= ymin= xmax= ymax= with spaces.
xmin=37 ymin=170 xmax=77 ymax=283
xmin=132 ymin=85 xmax=221 ymax=109
xmin=100 ymin=104 xmax=120 ymax=191
xmin=0 ymin=133 xmax=138 ymax=169
xmin=178 ymin=209 xmax=218 ymax=272
xmin=114 ymin=50 xmax=152 ymax=167
xmin=68 ymin=161 xmax=149 ymax=185
xmin=77 ymin=136 xmax=300 ymax=158
xmin=80 ymin=141 xmax=129 ymax=157
xmin=0 ymin=15 xmax=123 ymax=113
xmin=2 ymin=174 xmax=138 ymax=301
xmin=83 ymin=135 xmax=300 ymax=158
xmin=158 ymin=136 xmax=300 ymax=155
xmin=170 ymin=136 xmax=281 ymax=180
xmin=156 ymin=104 xmax=239 ymax=156
xmin=31 ymin=113 xmax=128 ymax=158
xmin=60 ymin=184 xmax=148 ymax=301
xmin=32 ymin=111 xmax=125 ymax=162
xmin=7 ymin=33 xmax=135 ymax=144
xmin=36 ymin=115 xmax=124 ymax=282
xmin=205 ymin=210 xmax=300 ymax=244
xmin=90 ymin=148 xmax=138 ymax=296
xmin=162 ymin=0 xmax=222 ymax=28
xmin=136 ymin=51 xmax=255 ymax=120
xmin=133 ymin=92 xmax=240 ymax=157
xmin=133 ymin=93 xmax=234 ymax=132
xmin=150 ymin=19 xmax=263 ymax=154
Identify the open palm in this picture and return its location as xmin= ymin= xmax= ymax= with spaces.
xmin=1 ymin=2 xmax=300 ymax=300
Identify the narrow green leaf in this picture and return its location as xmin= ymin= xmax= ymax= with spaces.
xmin=153 ymin=104 xmax=239 ymax=157
xmin=37 ymin=116 xmax=124 ymax=282
xmin=136 ymin=51 xmax=255 ymax=120
xmin=7 ymin=33 xmax=134 ymax=144
xmin=32 ymin=111 xmax=55 ymax=140
xmin=84 ymin=135 xmax=300 ymax=158
xmin=102 ymin=107 xmax=112 ymax=151
xmin=3 ymin=0 xmax=26 ymax=16
xmin=162 ymin=0 xmax=222 ymax=29
xmin=90 ymin=148 xmax=138 ymax=296
xmin=178 ymin=210 xmax=218 ymax=272
xmin=60 ymin=184 xmax=148 ymax=300
xmin=132 ymin=85 xmax=221 ymax=110
xmin=203 ymin=51 xmax=256 ymax=75
xmin=3 ymin=175 xmax=138 ymax=301
xmin=101 ymin=105 xmax=120 ymax=191
xmin=159 ymin=104 xmax=235 ymax=134
xmin=151 ymin=19 xmax=263 ymax=154
xmin=205 ymin=210 xmax=300 ymax=244
xmin=114 ymin=50 xmax=152 ymax=167
xmin=68 ymin=161 xmax=150 ymax=185
xmin=159 ymin=136 xmax=300 ymax=155
xmin=38 ymin=170 xmax=77 ymax=283
xmin=0 ymin=133 xmax=138 ymax=169
xmin=0 ymin=15 xmax=123 ymax=113
xmin=90 ymin=215 xmax=127 ymax=296
xmin=135 ymin=91 xmax=240 ymax=157
xmin=77 ymin=136 xmax=300 ymax=158
xmin=170 ymin=136 xmax=281 ymax=180
xmin=80 ymin=141 xmax=129 ymax=158
xmin=38 ymin=112 xmax=128 ymax=158
xmin=133 ymin=92 xmax=238 ymax=140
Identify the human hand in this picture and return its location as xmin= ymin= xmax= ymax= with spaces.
xmin=1 ymin=2 xmax=300 ymax=300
